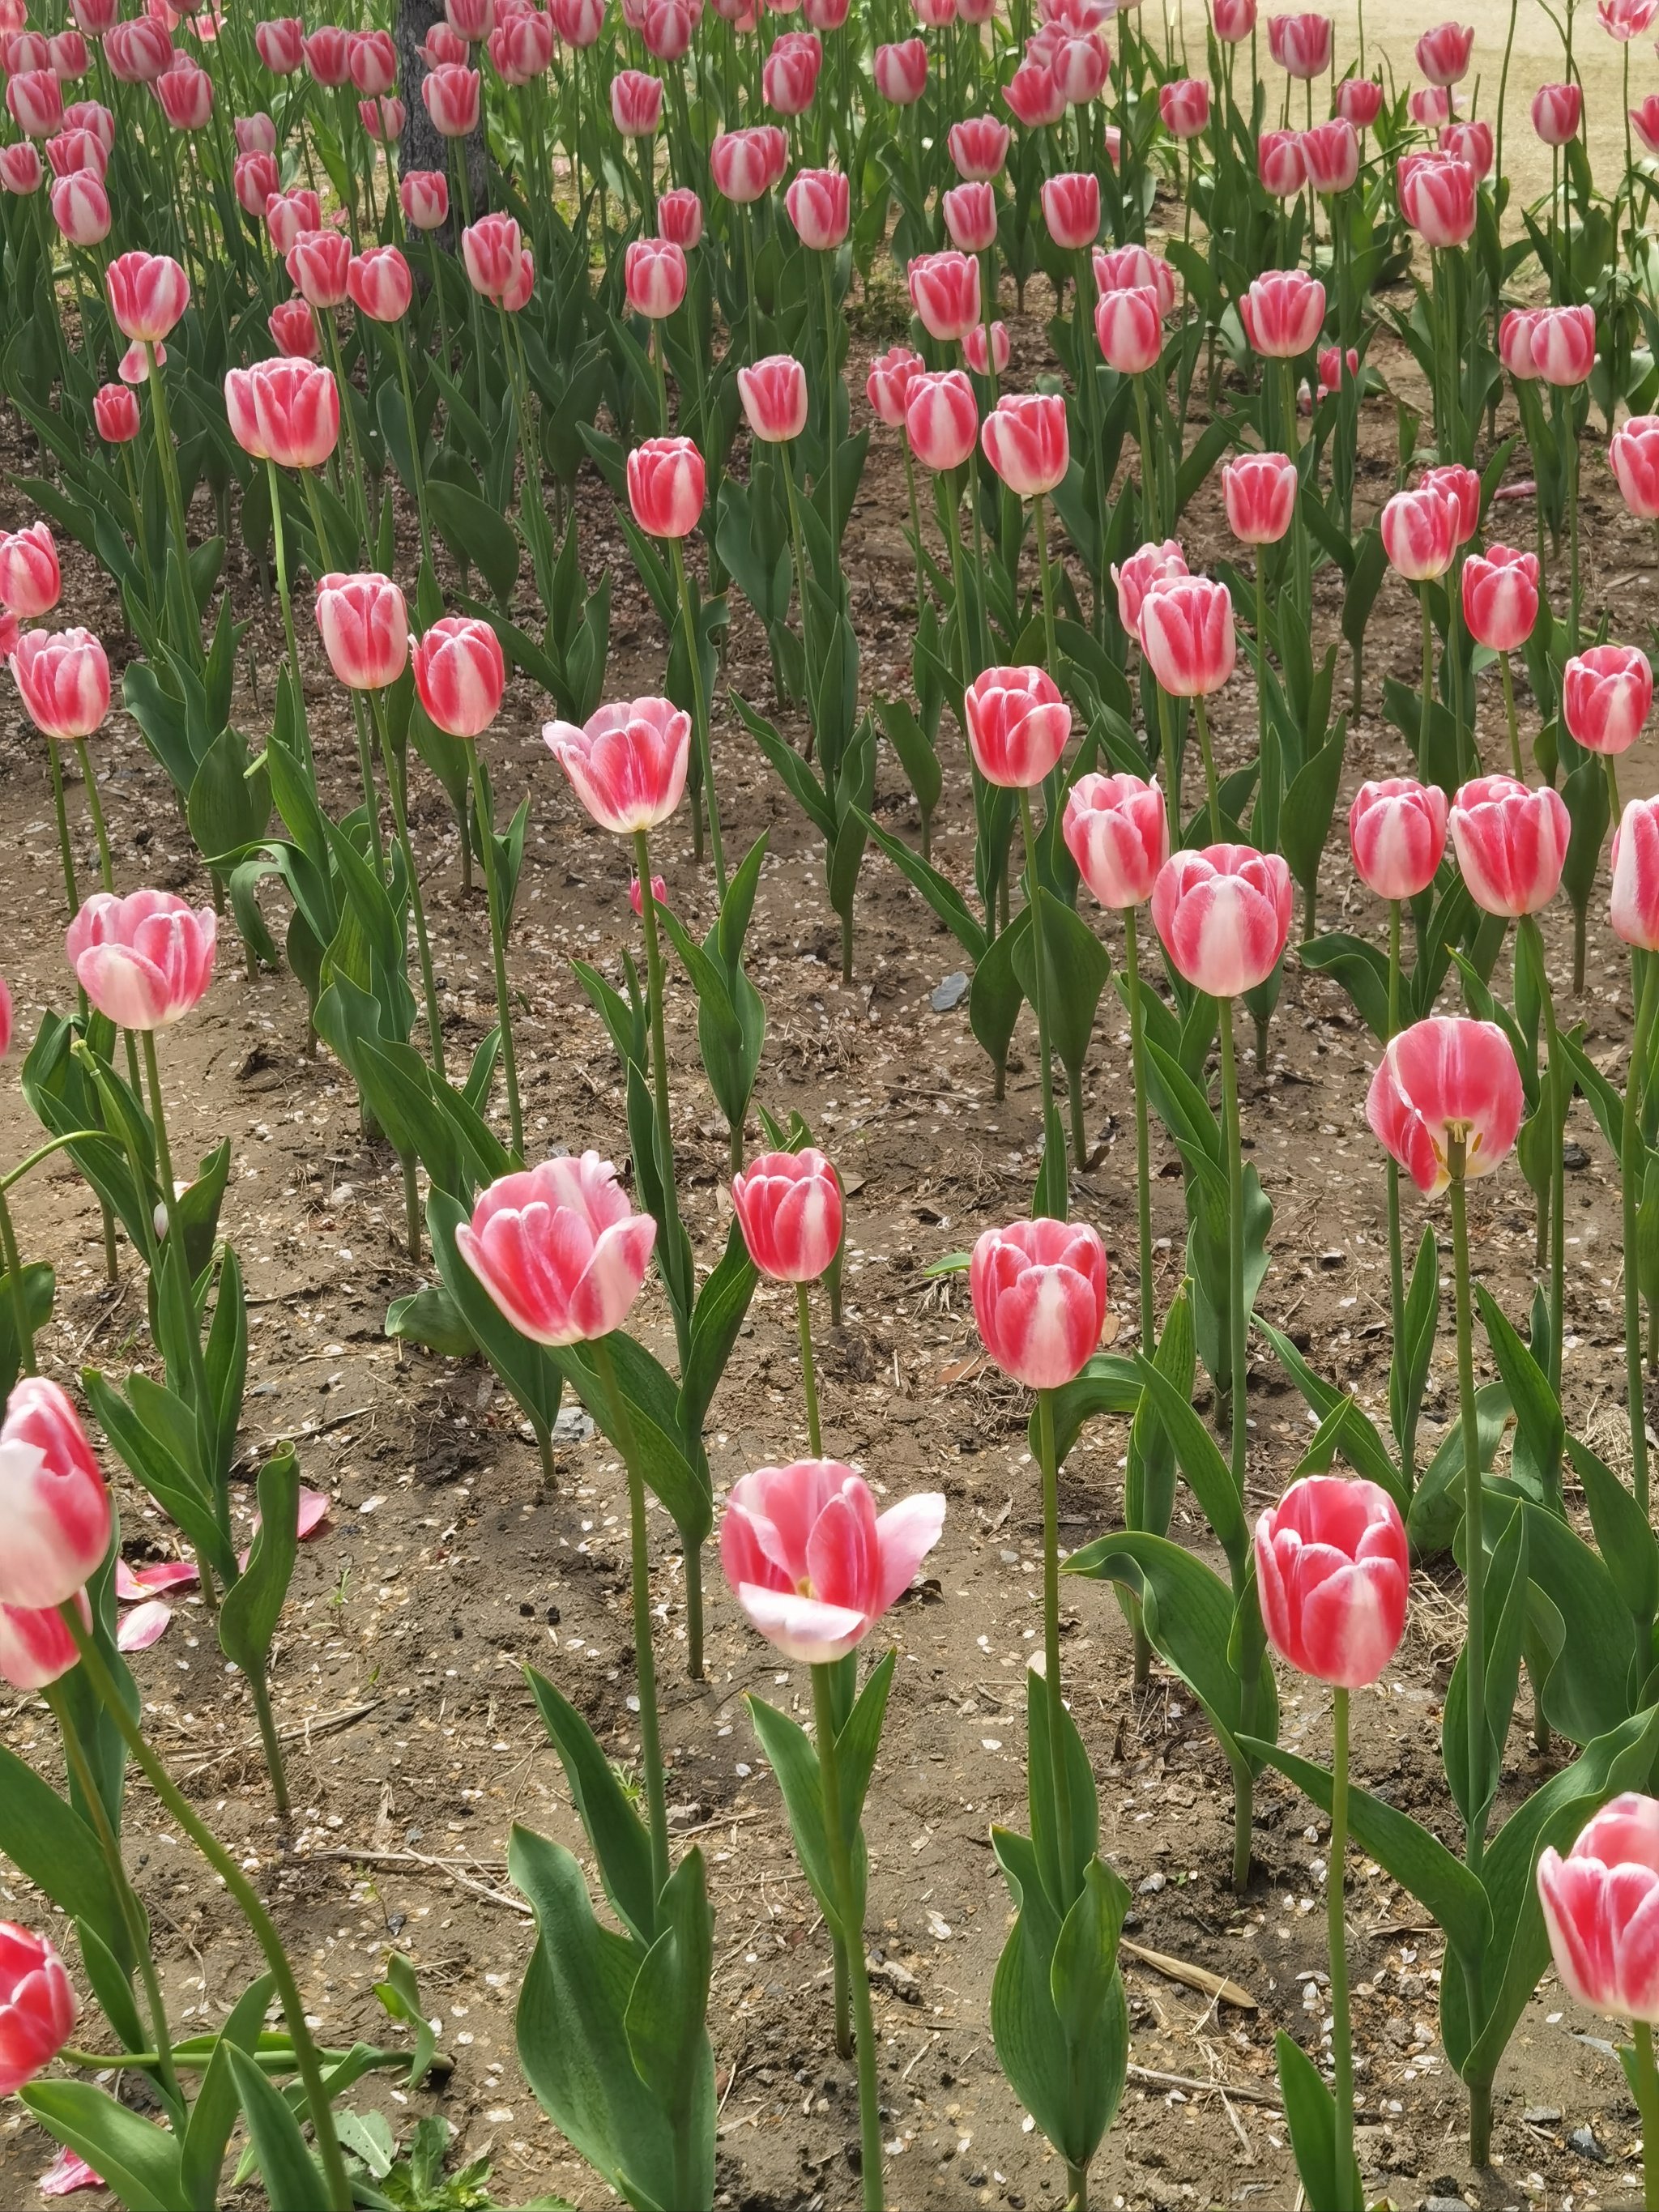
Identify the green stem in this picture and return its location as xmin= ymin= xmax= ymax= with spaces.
xmin=1018 ymin=786 xmax=1063 ymax=1218
xmin=795 ymin=1280 xmax=823 ymax=1457
xmin=245 ymin=1670 xmax=291 ymax=1815
xmin=392 ymin=327 xmax=433 ymax=570
xmin=58 ymin=1605 xmax=353 ymax=2212
xmin=1034 ymin=487 xmax=1058 ymax=671
xmin=45 ymin=1683 xmax=185 ymax=2120
xmin=463 ymin=738 xmax=523 ymax=1158
xmin=1418 ymin=586 xmax=1435 ymax=782
xmin=810 ymin=1664 xmax=884 ymax=2211
xmin=1218 ymin=994 xmax=1247 ymax=1498
xmin=1521 ymin=914 xmax=1567 ymax=1398
xmin=369 ymin=687 xmax=445 ymax=1082
xmin=1449 ymin=1146 xmax=1486 ymax=1877
xmin=0 ymin=1131 xmax=112 ymax=1193
xmin=1636 ymin=2020 xmax=1659 ymax=2212
xmin=45 ymin=737 xmax=80 ymax=919
xmin=1500 ymin=650 xmax=1523 ymax=779
xmin=1386 ymin=903 xmax=1412 ymax=1490
xmin=667 ymin=536 xmax=726 ymax=899
xmin=0 ymin=1178 xmax=36 ymax=1378
xmin=1124 ymin=906 xmax=1155 ymax=1358
xmin=140 ymin=1029 xmax=175 ymax=1207
xmin=634 ymin=829 xmax=691 ymax=1376
xmin=1035 ymin=1386 xmax=1077 ymax=1902
xmin=1193 ymin=692 xmax=1222 ymax=840
xmin=1133 ymin=372 xmax=1159 ymax=543
xmin=591 ymin=1334 xmax=671 ymax=1903
xmin=265 ymin=458 xmax=311 ymax=772
xmin=1328 ymin=1685 xmax=1356 ymax=2209
xmin=74 ymin=740 xmax=115 ymax=891
xmin=144 ymin=342 xmax=199 ymax=664
xmin=1282 ymin=354 xmax=1307 ymax=616
xmin=1623 ymin=957 xmax=1657 ymax=1517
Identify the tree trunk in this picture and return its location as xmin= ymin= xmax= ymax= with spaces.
xmin=394 ymin=0 xmax=488 ymax=247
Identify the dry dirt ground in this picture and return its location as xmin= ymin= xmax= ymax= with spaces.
xmin=4 ymin=139 xmax=1659 ymax=2212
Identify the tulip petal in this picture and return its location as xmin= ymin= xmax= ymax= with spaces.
xmin=873 ymin=1493 xmax=947 ymax=1613
xmin=735 ymin=1583 xmax=868 ymax=1664
xmin=116 ymin=1598 xmax=173 ymax=1652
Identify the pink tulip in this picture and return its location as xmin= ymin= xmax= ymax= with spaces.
xmin=1439 ymin=118 xmax=1492 ymax=177
xmin=1139 ymin=574 xmax=1236 ymax=697
xmin=1336 ymin=74 xmax=1384 ymax=126
xmin=224 ymin=359 xmax=339 ymax=470
xmin=980 ymin=393 xmax=1068 ymax=499
xmin=1415 ymin=18 xmax=1473 ymax=81
xmin=957 ymin=663 xmax=1071 ymax=791
xmin=360 ymin=93 xmax=406 ymax=138
xmin=1381 ymin=484 xmax=1456 ymax=580
xmin=348 ymin=244 xmax=412 ymax=322
xmin=1113 ymin=537 xmax=1188 ymax=644
xmin=0 ymin=1378 xmax=109 ymax=1611
xmin=627 ymin=435 xmax=705 ymax=539
xmin=1529 ymin=302 xmax=1596 ymax=386
xmin=105 ymin=15 xmax=171 ymax=77
xmin=70 ymin=0 xmax=121 ymax=34
xmin=66 ymin=887 xmax=215 ymax=1031
xmin=154 ymin=58 xmax=212 ymax=128
xmin=267 ymin=298 xmax=320 ymax=358
xmin=6 ymin=66 xmax=62 ymax=135
xmin=1256 ymin=127 xmax=1306 ymax=196
xmin=93 ymin=383 xmax=139 ymax=442
xmin=1398 ymin=150 xmax=1476 ymax=246
xmin=1095 ymin=284 xmax=1162 ymax=374
xmin=1367 ymin=1015 xmax=1524 ymax=1193
xmin=1460 ymin=544 xmax=1539 ymax=653
xmin=489 ymin=9 xmax=552 ymax=76
xmin=970 ymin=1217 xmax=1108 ymax=1390
xmin=552 ymin=0 xmax=603 ymax=39
xmin=105 ymin=249 xmax=188 ymax=343
xmin=1094 ymin=242 xmax=1179 ymax=313
xmin=1611 ymin=798 xmax=1659 ymax=950
xmin=0 ymin=1924 xmax=77 ymax=2094
xmin=1420 ymin=462 xmax=1480 ymax=545
xmin=864 ymin=347 xmax=920 ymax=431
xmin=462 ymin=211 xmax=522 ymax=300
xmin=9 ymin=626 xmax=108 ymax=739
xmin=1222 ymin=451 xmax=1297 ymax=545
xmin=787 ymin=166 xmax=850 ymax=249
xmin=48 ymin=21 xmax=87 ymax=69
xmin=1635 ymin=92 xmax=1659 ymax=156
xmin=1256 ymin=1476 xmax=1409 ymax=1688
xmin=1407 ymin=83 xmax=1453 ymax=123
xmin=254 ymin=15 xmax=303 ymax=70
xmin=400 ymin=170 xmax=449 ymax=230
xmin=423 ymin=61 xmax=480 ymax=132
xmin=544 ymin=697 xmax=690 ymax=833
xmin=0 ymin=144 xmax=41 ymax=193
xmin=873 ymin=34 xmax=927 ymax=100
xmin=1063 ymin=771 xmax=1169 ymax=909
xmin=348 ymin=25 xmax=396 ymax=92
xmin=1599 ymin=0 xmax=1658 ymax=34
xmin=447 ymin=0 xmax=495 ymax=38
xmin=1302 ymin=115 xmax=1359 ymax=191
xmin=1040 ymin=168 xmax=1099 ymax=249
xmin=624 ymin=235 xmax=686 ymax=318
xmin=234 ymin=150 xmax=278 ymax=217
xmin=301 ymin=23 xmax=349 ymax=83
xmin=1211 ymin=0 xmax=1256 ymax=38
xmin=949 ymin=114 xmax=1009 ymax=176
xmin=264 ymin=185 xmax=321 ymax=253
xmin=411 ymin=616 xmax=505 ymax=737
xmin=1349 ymin=778 xmax=1448 ymax=901
xmin=1159 ymin=76 xmax=1209 ymax=135
xmin=1449 ymin=774 xmax=1570 ymax=917
xmin=907 ymin=249 xmax=980 ymax=343
xmin=1499 ymin=305 xmax=1541 ymax=380
xmin=1003 ymin=58 xmax=1065 ymax=126
xmin=1532 ymin=80 xmax=1581 ymax=142
xmin=629 ymin=874 xmax=668 ymax=919
xmin=1239 ymin=270 xmax=1325 ymax=358
xmin=964 ymin=319 xmax=1010 ymax=376
xmin=1153 ymin=843 xmax=1292 ymax=995
xmin=314 ymin=572 xmax=407 ymax=693
xmin=457 ymin=1154 xmax=656 ymax=1345
xmin=738 ymin=353 xmax=808 ymax=442
xmin=656 ymin=188 xmax=702 ymax=251
xmin=763 ymin=29 xmax=820 ymax=110
xmin=1611 ymin=415 xmax=1659 ymax=517
xmin=904 ymin=369 xmax=978 ymax=471
xmin=942 ymin=179 xmax=997 ymax=254
xmin=287 ymin=226 xmax=353 ymax=309
xmin=47 ymin=126 xmax=106 ymax=179
xmin=709 ymin=124 xmax=780 ymax=201
xmin=1538 ymin=1793 xmax=1659 ymax=2028
xmin=1563 ymin=646 xmax=1653 ymax=757
xmin=0 ymin=522 xmax=59 ymax=620
xmin=720 ymin=1460 xmax=945 ymax=1664
xmin=62 ymin=100 xmax=113 ymax=149
xmin=1267 ymin=8 xmax=1331 ymax=75
xmin=731 ymin=1148 xmax=842 ymax=1281
xmin=1319 ymin=345 xmax=1361 ymax=394
xmin=1051 ymin=29 xmax=1109 ymax=104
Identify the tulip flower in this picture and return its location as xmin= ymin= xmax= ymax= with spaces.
xmin=544 ymin=697 xmax=690 ymax=835
xmin=1040 ymin=170 xmax=1099 ymax=250
xmin=93 ymin=383 xmax=138 ymax=442
xmin=254 ymin=15 xmax=303 ymax=70
xmin=421 ymin=60 xmax=479 ymax=132
xmin=1302 ymin=117 xmax=1359 ymax=193
xmin=1530 ymin=301 xmax=1596 ymax=386
xmin=1256 ymin=128 xmax=1306 ymax=196
xmin=1094 ymin=243 xmax=1179 ymax=313
xmin=980 ymin=393 xmax=1067 ymax=502
xmin=1608 ymin=800 xmax=1659 ymax=1499
xmin=1268 ymin=9 xmax=1332 ymax=74
xmin=49 ymin=168 xmax=108 ymax=244
xmin=1636 ymin=92 xmax=1659 ymax=156
xmin=1160 ymin=76 xmax=1209 ymax=135
xmin=1399 ymin=148 xmax=1476 ymax=245
xmin=787 ymin=168 xmax=850 ymax=251
xmin=1416 ymin=18 xmax=1473 ymax=80
xmin=1439 ymin=118 xmax=1492 ymax=177
xmin=907 ymin=249 xmax=980 ymax=343
xmin=949 ymin=113 xmax=1009 ymax=176
xmin=0 ymin=144 xmax=41 ymax=193
xmin=1384 ymin=484 xmax=1459 ymax=778
xmin=268 ymin=297 xmax=321 ymax=359
xmin=399 ymin=170 xmax=448 ymax=230
xmin=872 ymin=34 xmax=926 ymax=100
xmin=1222 ymin=452 xmax=1296 ymax=546
xmin=6 ymin=66 xmax=62 ymax=135
xmin=1563 ymin=644 xmax=1653 ymax=762
xmin=287 ymin=228 xmax=353 ymax=310
xmin=0 ymin=1924 xmax=77 ymax=2093
xmin=1350 ymin=778 xmax=1448 ymax=906
xmin=1336 ymin=74 xmax=1384 ymax=126
xmin=762 ymin=29 xmax=820 ymax=110
xmin=623 ymin=235 xmax=686 ymax=319
xmin=264 ymin=185 xmax=320 ymax=252
xmin=313 ymin=572 xmax=407 ymax=693
xmin=9 ymin=625 xmax=107 ymax=740
xmin=866 ymin=345 xmax=921 ymax=428
xmin=106 ymin=15 xmax=171 ymax=79
xmin=1113 ymin=538 xmax=1188 ymax=644
xmin=156 ymin=59 xmax=213 ymax=129
xmin=738 ymin=353 xmax=808 ymax=445
xmin=903 ymin=368 xmax=978 ymax=471
xmin=66 ymin=887 xmax=215 ymax=1034
xmin=1212 ymin=0 xmax=1256 ymax=38
xmin=1450 ymin=774 xmax=1570 ymax=918
xmin=962 ymin=322 xmax=1008 ymax=377
xmin=709 ymin=123 xmax=778 ymax=202
xmin=234 ymin=149 xmax=278 ymax=216
xmin=962 ymin=666 xmax=1069 ymax=791
xmin=0 ymin=522 xmax=59 ymax=620
xmin=347 ymin=245 xmax=412 ymax=323
xmin=224 ymin=358 xmax=339 ymax=471
xmin=627 ymin=435 xmax=704 ymax=540
xmin=0 ymin=1377 xmax=110 ymax=1611
xmin=658 ymin=186 xmax=702 ymax=247
xmin=733 ymin=1149 xmax=842 ymax=1286
xmin=105 ymin=249 xmax=188 ymax=343
xmin=942 ymin=179 xmax=996 ymax=255
xmin=1138 ymin=574 xmax=1235 ymax=698
xmin=1094 ymin=284 xmax=1162 ymax=374
xmin=1532 ymin=80 xmax=1581 ymax=142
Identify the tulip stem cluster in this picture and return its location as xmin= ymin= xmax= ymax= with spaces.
xmin=668 ymin=535 xmax=727 ymax=897
xmin=1017 ymin=786 xmax=1064 ymax=1211
xmin=1448 ymin=1136 xmax=1488 ymax=1884
xmin=1034 ymin=1386 xmax=1077 ymax=1899
xmin=1520 ymin=914 xmax=1567 ymax=1399
xmin=1326 ymin=1685 xmax=1358 ymax=2211
xmin=810 ymin=1660 xmax=885 ymax=2212
xmin=1624 ymin=959 xmax=1658 ymax=1515
xmin=796 ymin=1280 xmax=824 ymax=1457
xmin=465 ymin=737 xmax=525 ymax=1159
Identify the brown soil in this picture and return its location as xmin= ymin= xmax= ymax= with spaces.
xmin=2 ymin=227 xmax=1657 ymax=2212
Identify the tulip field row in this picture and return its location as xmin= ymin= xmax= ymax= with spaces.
xmin=9 ymin=0 xmax=1659 ymax=2201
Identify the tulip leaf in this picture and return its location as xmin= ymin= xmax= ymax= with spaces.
xmin=860 ymin=814 xmax=987 ymax=964
xmin=1128 ymin=1286 xmax=1196 ymax=1541
xmin=558 ymin=1333 xmax=711 ymax=1547
xmin=218 ymin=1443 xmax=300 ymax=1685
xmin=19 ymin=2083 xmax=186 ymax=2212
xmin=1569 ymin=1433 xmax=1659 ymax=1641
xmin=745 ymin=1693 xmax=859 ymax=1936
xmin=0 ymin=1259 xmax=53 ymax=1405
xmin=225 ymin=2044 xmax=327 ymax=2212
xmin=969 ymin=904 xmax=1031 ymax=1088
xmin=429 ymin=479 xmax=519 ymax=607
xmin=677 ymin=1218 xmax=759 ymax=1455
xmin=1297 ymin=931 xmax=1391 ymax=1042
xmin=526 ymin=1674 xmax=660 ymax=1954
xmin=623 ymin=1846 xmax=715 ymax=2201
xmin=1131 ymin=1353 xmax=1247 ymax=1571
xmin=1491 ymin=1481 xmax=1635 ymax=1745
xmin=1041 ymin=1351 xmax=1143 ymax=1468
xmin=1474 ymin=1285 xmax=1563 ymax=1505
xmin=1389 ymin=1224 xmax=1439 ymax=1483
xmin=1442 ymin=1495 xmax=1529 ymax=1834
xmin=369 ymin=1954 xmax=437 ymax=2093
xmin=1274 ymin=2030 xmax=1363 ymax=2212
xmin=178 ymin=1973 xmax=278 ymax=2212
xmin=875 ymin=695 xmax=943 ymax=827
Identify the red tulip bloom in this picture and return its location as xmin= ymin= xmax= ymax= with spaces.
xmin=964 ymin=319 xmax=1010 ymax=375
xmin=905 ymin=369 xmax=978 ymax=470
xmin=461 ymin=211 xmax=522 ymax=300
xmin=314 ymin=571 xmax=408 ymax=692
xmin=420 ymin=16 xmax=467 ymax=62
xmin=1419 ymin=462 xmax=1479 ymax=544
xmin=980 ymin=393 xmax=1068 ymax=499
xmin=1302 ymin=116 xmax=1358 ymax=192
xmin=1381 ymin=484 xmax=1456 ymax=580
xmin=710 ymin=123 xmax=778 ymax=201
xmin=1612 ymin=798 xmax=1659 ymax=949
xmin=224 ymin=359 xmax=339 ymax=469
xmin=155 ymin=58 xmax=212 ymax=129
xmin=93 ymin=382 xmax=139 ymax=442
xmin=348 ymin=25 xmax=396 ymax=92
xmin=0 ymin=1377 xmax=109 ymax=1611
xmin=627 ymin=435 xmax=705 ymax=539
xmin=786 ymin=166 xmax=850 ymax=249
xmin=763 ymin=28 xmax=821 ymax=111
xmin=488 ymin=10 xmax=552 ymax=78
xmin=1051 ymin=30 xmax=1108 ymax=104
xmin=1439 ymin=118 xmax=1492 ymax=177
xmin=1461 ymin=543 xmax=1540 ymax=652
xmin=1040 ymin=168 xmax=1099 ymax=249
xmin=1349 ymin=777 xmax=1448 ymax=901
xmin=458 ymin=1155 xmax=656 ymax=1346
xmin=1367 ymin=1014 xmax=1522 ymax=1193
xmin=1002 ymin=58 xmax=1064 ymax=125
xmin=265 ymin=185 xmax=321 ymax=252
xmin=624 ymin=235 xmax=686 ymax=318
xmin=1563 ymin=645 xmax=1654 ymax=757
xmin=9 ymin=625 xmax=108 ymax=739
xmin=47 ymin=125 xmax=107 ymax=178
xmin=1613 ymin=415 xmax=1659 ymax=518
xmin=348 ymin=244 xmax=412 ymax=322
xmin=360 ymin=94 xmax=407 ymax=139
xmin=1319 ymin=345 xmax=1361 ymax=393
xmin=1415 ymin=17 xmax=1473 ymax=82
xmin=1398 ymin=150 xmax=1476 ymax=246
xmin=1239 ymin=269 xmax=1325 ymax=358
xmin=105 ymin=15 xmax=171 ymax=78
xmin=1095 ymin=284 xmax=1162 ymax=374
xmin=866 ymin=343 xmax=923 ymax=428
xmin=287 ymin=225 xmax=353 ymax=309
xmin=1267 ymin=9 xmax=1332 ymax=75
xmin=908 ymin=249 xmax=980 ymax=343
xmin=1159 ymin=76 xmax=1209 ymax=135
xmin=0 ymin=144 xmax=41 ymax=193
xmin=66 ymin=887 xmax=215 ymax=1029
xmin=254 ymin=15 xmax=303 ymax=70
xmin=1532 ymin=79 xmax=1580 ymax=142
xmin=659 ymin=185 xmax=703 ymax=247
xmin=873 ymin=34 xmax=927 ymax=100
xmin=267 ymin=296 xmax=321 ymax=358
xmin=301 ymin=23 xmax=350 ymax=83
xmin=1600 ymin=0 xmax=1658 ymax=33
xmin=6 ymin=66 xmax=62 ymax=135
xmin=1539 ymin=1794 xmax=1659 ymax=2031
xmin=0 ymin=522 xmax=58 ymax=620
xmin=0 ymin=1924 xmax=77 ymax=2092
xmin=1113 ymin=536 xmax=1188 ymax=643
xmin=412 ymin=615 xmax=506 ymax=736
xmin=1153 ymin=843 xmax=1291 ymax=995
xmin=400 ymin=169 xmax=449 ymax=231
xmin=1064 ymin=770 xmax=1169 ymax=910
xmin=1634 ymin=92 xmax=1659 ymax=156
xmin=949 ymin=113 xmax=1009 ymax=177
xmin=731 ymin=1148 xmax=842 ymax=1281
xmin=1336 ymin=73 xmax=1383 ymax=126
xmin=943 ymin=178 xmax=997 ymax=253
xmin=738 ymin=352 xmax=808 ymax=442
xmin=1499 ymin=305 xmax=1541 ymax=381
xmin=609 ymin=66 xmax=663 ymax=134
xmin=1448 ymin=774 xmax=1570 ymax=916
xmin=1256 ymin=1477 xmax=1409 ymax=1689
xmin=544 ymin=696 xmax=690 ymax=831
xmin=70 ymin=0 xmax=122 ymax=35
xmin=1211 ymin=0 xmax=1256 ymax=39
xmin=423 ymin=61 xmax=480 ymax=133
xmin=1529 ymin=301 xmax=1596 ymax=386
xmin=971 ymin=1217 xmax=1108 ymax=1390
xmin=1222 ymin=450 xmax=1297 ymax=545
xmin=1256 ymin=127 xmax=1306 ymax=196
xmin=447 ymin=0 xmax=496 ymax=40
xmin=962 ymin=665 xmax=1070 ymax=787
xmin=1139 ymin=574 xmax=1236 ymax=697
xmin=105 ymin=249 xmax=189 ymax=343
xmin=720 ymin=1460 xmax=945 ymax=1663
xmin=234 ymin=149 xmax=278 ymax=217
xmin=1407 ymin=84 xmax=1453 ymax=124
xmin=1094 ymin=241 xmax=1178 ymax=313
